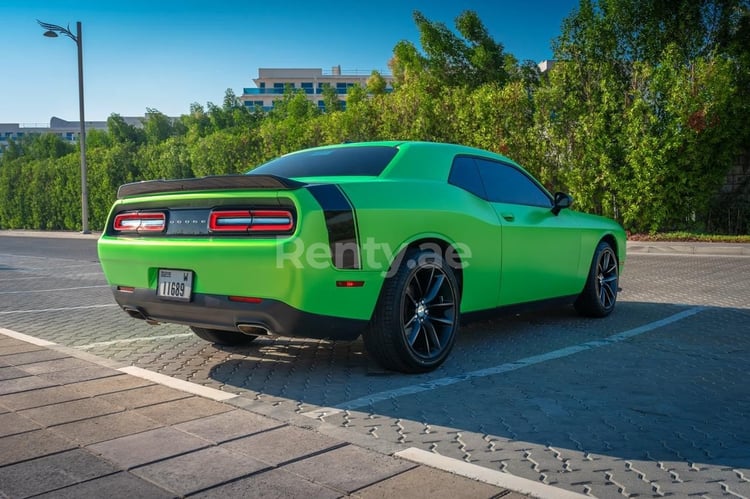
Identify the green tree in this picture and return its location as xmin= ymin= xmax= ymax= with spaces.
xmin=390 ymin=10 xmax=510 ymax=89
xmin=143 ymin=108 xmax=174 ymax=144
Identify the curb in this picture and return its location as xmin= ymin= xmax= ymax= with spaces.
xmin=626 ymin=240 xmax=750 ymax=256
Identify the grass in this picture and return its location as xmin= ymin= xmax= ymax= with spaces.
xmin=628 ymin=231 xmax=750 ymax=243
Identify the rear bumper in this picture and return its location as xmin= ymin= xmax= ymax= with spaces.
xmin=112 ymin=287 xmax=366 ymax=341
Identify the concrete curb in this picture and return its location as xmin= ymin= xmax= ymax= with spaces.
xmin=626 ymin=240 xmax=750 ymax=256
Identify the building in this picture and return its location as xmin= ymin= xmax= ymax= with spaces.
xmin=537 ymin=60 xmax=556 ymax=74
xmin=0 ymin=116 xmax=143 ymax=155
xmin=240 ymin=66 xmax=393 ymax=111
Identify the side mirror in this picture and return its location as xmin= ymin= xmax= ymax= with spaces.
xmin=551 ymin=192 xmax=573 ymax=215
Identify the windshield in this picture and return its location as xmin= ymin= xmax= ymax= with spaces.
xmin=249 ymin=146 xmax=398 ymax=178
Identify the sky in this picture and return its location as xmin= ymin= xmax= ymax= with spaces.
xmin=1 ymin=0 xmax=579 ymax=124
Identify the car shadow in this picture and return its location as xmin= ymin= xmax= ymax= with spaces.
xmin=208 ymin=301 xmax=750 ymax=469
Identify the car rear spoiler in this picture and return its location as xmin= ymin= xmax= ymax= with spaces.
xmin=117 ymin=175 xmax=306 ymax=199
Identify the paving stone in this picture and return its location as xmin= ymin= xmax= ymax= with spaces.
xmin=192 ymin=468 xmax=341 ymax=499
xmin=0 ymin=448 xmax=119 ymax=498
xmin=97 ymin=383 xmax=192 ymax=409
xmin=221 ymin=424 xmax=345 ymax=466
xmin=354 ymin=465 xmax=511 ymax=499
xmin=67 ymin=374 xmax=154 ymax=396
xmin=87 ymin=426 xmax=211 ymax=469
xmin=173 ymin=409 xmax=284 ymax=443
xmin=0 ymin=348 xmax=68 ymax=365
xmin=0 ymin=428 xmax=76 ymax=466
xmin=0 ymin=411 xmax=41 ymax=437
xmin=281 ymin=445 xmax=416 ymax=494
xmin=38 ymin=365 xmax=121 ymax=384
xmin=19 ymin=396 xmax=122 ymax=426
xmin=0 ymin=384 xmax=88 ymax=411
xmin=0 ymin=365 xmax=30 ymax=381
xmin=20 ymin=357 xmax=93 ymax=375
xmin=52 ymin=411 xmax=163 ymax=446
xmin=30 ymin=471 xmax=175 ymax=499
xmin=131 ymin=446 xmax=270 ymax=496
xmin=133 ymin=396 xmax=233 ymax=425
xmin=0 ymin=374 xmax=57 ymax=395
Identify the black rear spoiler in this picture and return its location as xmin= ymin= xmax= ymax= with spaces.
xmin=117 ymin=174 xmax=306 ymax=199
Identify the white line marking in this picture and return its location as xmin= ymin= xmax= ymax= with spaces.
xmin=0 ymin=285 xmax=109 ymax=294
xmin=0 ymin=327 xmax=57 ymax=346
xmin=396 ymin=447 xmax=587 ymax=499
xmin=0 ymin=304 xmax=118 ymax=315
xmin=333 ymin=307 xmax=705 ymax=411
xmin=0 ymin=276 xmax=64 ymax=281
xmin=118 ymin=366 xmax=238 ymax=402
xmin=76 ymin=333 xmax=195 ymax=350
xmin=17 ymin=262 xmax=102 ymax=271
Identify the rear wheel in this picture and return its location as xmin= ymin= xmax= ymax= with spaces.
xmin=574 ymin=241 xmax=619 ymax=317
xmin=364 ymin=249 xmax=460 ymax=373
xmin=190 ymin=326 xmax=257 ymax=346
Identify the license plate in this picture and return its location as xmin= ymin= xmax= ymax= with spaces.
xmin=157 ymin=269 xmax=193 ymax=301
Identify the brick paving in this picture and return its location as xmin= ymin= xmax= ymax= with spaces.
xmin=1 ymin=233 xmax=749 ymax=498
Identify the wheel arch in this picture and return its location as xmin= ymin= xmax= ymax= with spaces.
xmin=385 ymin=236 xmax=465 ymax=296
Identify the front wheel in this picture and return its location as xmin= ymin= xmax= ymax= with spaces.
xmin=574 ymin=241 xmax=619 ymax=317
xmin=364 ymin=249 xmax=460 ymax=373
xmin=190 ymin=326 xmax=257 ymax=346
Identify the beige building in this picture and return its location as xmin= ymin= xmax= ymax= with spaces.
xmin=240 ymin=66 xmax=393 ymax=111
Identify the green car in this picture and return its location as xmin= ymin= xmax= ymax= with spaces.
xmin=98 ymin=141 xmax=626 ymax=373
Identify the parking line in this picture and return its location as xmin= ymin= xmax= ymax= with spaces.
xmin=326 ymin=307 xmax=705 ymax=412
xmin=0 ymin=285 xmax=109 ymax=294
xmin=76 ymin=333 xmax=195 ymax=350
xmin=0 ymin=304 xmax=118 ymax=315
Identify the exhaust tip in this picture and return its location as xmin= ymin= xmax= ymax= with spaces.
xmin=237 ymin=323 xmax=271 ymax=336
xmin=123 ymin=306 xmax=148 ymax=321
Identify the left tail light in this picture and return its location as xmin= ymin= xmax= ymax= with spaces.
xmin=113 ymin=212 xmax=166 ymax=233
xmin=209 ymin=209 xmax=294 ymax=233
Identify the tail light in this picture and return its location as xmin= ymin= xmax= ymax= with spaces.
xmin=113 ymin=212 xmax=166 ymax=232
xmin=209 ymin=209 xmax=294 ymax=233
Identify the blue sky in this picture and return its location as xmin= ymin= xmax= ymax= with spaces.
xmin=1 ymin=0 xmax=579 ymax=124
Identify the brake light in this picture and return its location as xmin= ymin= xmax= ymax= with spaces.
xmin=209 ymin=209 xmax=294 ymax=233
xmin=113 ymin=212 xmax=166 ymax=232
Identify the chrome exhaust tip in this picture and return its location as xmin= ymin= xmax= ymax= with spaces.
xmin=237 ymin=323 xmax=271 ymax=336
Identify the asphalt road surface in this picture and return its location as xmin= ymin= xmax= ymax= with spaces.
xmin=1 ymin=234 xmax=748 ymax=498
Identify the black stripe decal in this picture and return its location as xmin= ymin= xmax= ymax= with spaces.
xmin=307 ymin=184 xmax=361 ymax=269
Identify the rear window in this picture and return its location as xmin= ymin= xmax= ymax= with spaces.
xmin=248 ymin=146 xmax=398 ymax=178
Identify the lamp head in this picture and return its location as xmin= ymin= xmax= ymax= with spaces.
xmin=43 ymin=30 xmax=59 ymax=38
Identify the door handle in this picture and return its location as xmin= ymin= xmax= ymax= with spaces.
xmin=501 ymin=213 xmax=515 ymax=222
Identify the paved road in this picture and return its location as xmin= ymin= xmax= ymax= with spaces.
xmin=1 ymin=234 xmax=749 ymax=498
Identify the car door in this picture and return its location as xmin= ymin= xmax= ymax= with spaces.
xmin=473 ymin=157 xmax=582 ymax=306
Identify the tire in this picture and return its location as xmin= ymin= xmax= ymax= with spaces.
xmin=364 ymin=248 xmax=460 ymax=373
xmin=190 ymin=326 xmax=257 ymax=346
xmin=574 ymin=240 xmax=619 ymax=317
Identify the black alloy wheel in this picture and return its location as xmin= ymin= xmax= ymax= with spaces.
xmin=365 ymin=248 xmax=460 ymax=373
xmin=575 ymin=241 xmax=619 ymax=317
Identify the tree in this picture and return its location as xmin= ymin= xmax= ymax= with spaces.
xmin=389 ymin=10 xmax=510 ymax=88
xmin=366 ymin=70 xmax=388 ymax=95
xmin=143 ymin=108 xmax=174 ymax=144
xmin=107 ymin=114 xmax=145 ymax=145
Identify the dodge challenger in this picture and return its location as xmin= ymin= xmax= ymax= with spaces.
xmin=98 ymin=141 xmax=626 ymax=373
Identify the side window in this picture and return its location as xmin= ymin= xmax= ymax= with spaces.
xmin=475 ymin=159 xmax=552 ymax=207
xmin=448 ymin=156 xmax=487 ymax=199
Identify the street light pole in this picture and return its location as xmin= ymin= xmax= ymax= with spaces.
xmin=38 ymin=20 xmax=90 ymax=234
